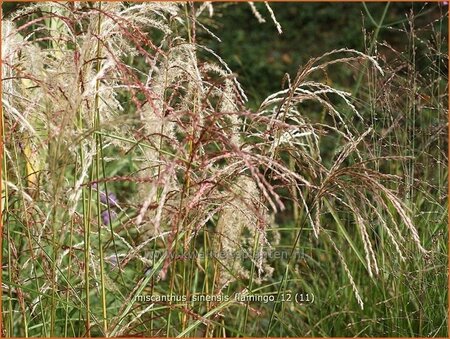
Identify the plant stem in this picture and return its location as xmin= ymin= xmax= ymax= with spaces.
xmin=353 ymin=2 xmax=390 ymax=97
xmin=93 ymin=2 xmax=108 ymax=335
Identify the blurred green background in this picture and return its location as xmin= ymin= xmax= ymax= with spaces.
xmin=198 ymin=2 xmax=448 ymax=107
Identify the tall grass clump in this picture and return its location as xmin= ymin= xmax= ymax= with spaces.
xmin=1 ymin=2 xmax=447 ymax=337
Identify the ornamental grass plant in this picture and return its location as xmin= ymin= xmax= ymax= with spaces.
xmin=1 ymin=2 xmax=447 ymax=337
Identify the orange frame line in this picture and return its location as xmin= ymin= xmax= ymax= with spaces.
xmin=0 ymin=1 xmax=448 ymax=338
xmin=2 ymin=0 xmax=450 ymax=2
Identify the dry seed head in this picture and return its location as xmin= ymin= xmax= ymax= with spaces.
xmin=215 ymin=176 xmax=272 ymax=287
